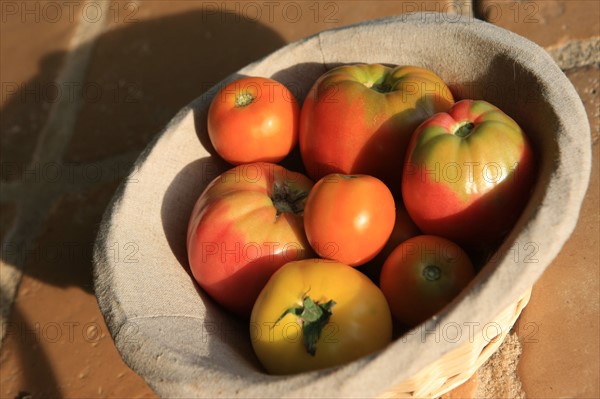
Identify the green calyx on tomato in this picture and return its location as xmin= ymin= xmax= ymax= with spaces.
xmin=371 ymin=83 xmax=392 ymax=93
xmin=187 ymin=162 xmax=314 ymax=317
xmin=423 ymin=264 xmax=442 ymax=282
xmin=402 ymin=99 xmax=536 ymax=245
xmin=271 ymin=182 xmax=309 ymax=216
xmin=299 ymin=63 xmax=455 ymax=191
xmin=276 ymin=295 xmax=336 ymax=356
xmin=251 ymin=259 xmax=392 ymax=374
xmin=363 ymin=80 xmax=392 ymax=93
xmin=234 ymin=92 xmax=254 ymax=107
xmin=380 ymin=235 xmax=475 ymax=327
xmin=453 ymin=121 xmax=475 ymax=138
xmin=207 ymin=76 xmax=299 ymax=164
xmin=356 ymin=67 xmax=394 ymax=93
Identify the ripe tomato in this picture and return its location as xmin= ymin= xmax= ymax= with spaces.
xmin=402 ymin=99 xmax=536 ymax=247
xmin=380 ymin=235 xmax=476 ymax=327
xmin=208 ymin=76 xmax=299 ymax=165
xmin=303 ymin=174 xmax=395 ymax=266
xmin=299 ymin=63 xmax=454 ymax=193
xmin=250 ymin=259 xmax=392 ymax=375
xmin=187 ymin=162 xmax=314 ymax=317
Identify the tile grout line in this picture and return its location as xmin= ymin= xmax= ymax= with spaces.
xmin=0 ymin=0 xmax=111 ymax=348
xmin=451 ymin=0 xmax=475 ymax=18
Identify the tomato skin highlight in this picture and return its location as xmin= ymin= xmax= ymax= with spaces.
xmin=402 ymin=99 xmax=536 ymax=247
xmin=250 ymin=259 xmax=393 ymax=375
xmin=208 ymin=76 xmax=299 ymax=165
xmin=186 ymin=162 xmax=314 ymax=318
xmin=303 ymin=174 xmax=396 ymax=266
xmin=299 ymin=64 xmax=454 ymax=192
xmin=359 ymin=205 xmax=421 ymax=284
xmin=380 ymin=235 xmax=476 ymax=327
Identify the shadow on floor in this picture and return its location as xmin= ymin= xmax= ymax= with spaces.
xmin=0 ymin=7 xmax=286 ymax=397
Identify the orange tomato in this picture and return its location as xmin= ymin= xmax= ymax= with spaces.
xmin=380 ymin=235 xmax=476 ymax=327
xmin=303 ymin=174 xmax=395 ymax=266
xmin=208 ymin=76 xmax=299 ymax=165
xmin=359 ymin=205 xmax=421 ymax=284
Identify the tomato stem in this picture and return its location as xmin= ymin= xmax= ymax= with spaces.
xmin=423 ymin=265 xmax=442 ymax=282
xmin=275 ymin=296 xmax=336 ymax=356
xmin=271 ymin=183 xmax=308 ymax=216
xmin=454 ymin=122 xmax=475 ymax=138
xmin=235 ymin=92 xmax=254 ymax=107
xmin=362 ymin=80 xmax=391 ymax=93
xmin=371 ymin=83 xmax=391 ymax=93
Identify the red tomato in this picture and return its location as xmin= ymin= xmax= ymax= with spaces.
xmin=208 ymin=76 xmax=299 ymax=165
xmin=299 ymin=64 xmax=454 ymax=193
xmin=380 ymin=235 xmax=476 ymax=327
xmin=303 ymin=174 xmax=395 ymax=266
xmin=187 ymin=162 xmax=314 ymax=317
xmin=402 ymin=99 xmax=536 ymax=247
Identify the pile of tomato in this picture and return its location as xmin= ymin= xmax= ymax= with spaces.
xmin=186 ymin=64 xmax=536 ymax=375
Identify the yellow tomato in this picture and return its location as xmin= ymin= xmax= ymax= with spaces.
xmin=250 ymin=259 xmax=392 ymax=375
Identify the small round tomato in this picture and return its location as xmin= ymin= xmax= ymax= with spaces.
xmin=208 ymin=76 xmax=299 ymax=165
xmin=380 ymin=235 xmax=476 ymax=327
xmin=250 ymin=259 xmax=392 ymax=375
xmin=303 ymin=174 xmax=395 ymax=266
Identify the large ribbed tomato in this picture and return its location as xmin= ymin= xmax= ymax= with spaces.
xmin=299 ymin=63 xmax=454 ymax=191
xmin=187 ymin=163 xmax=313 ymax=317
xmin=402 ymin=99 xmax=536 ymax=247
xmin=250 ymin=259 xmax=392 ymax=375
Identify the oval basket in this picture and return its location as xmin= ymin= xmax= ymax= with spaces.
xmin=93 ymin=13 xmax=591 ymax=398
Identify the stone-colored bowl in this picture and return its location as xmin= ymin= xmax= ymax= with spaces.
xmin=93 ymin=13 xmax=591 ymax=398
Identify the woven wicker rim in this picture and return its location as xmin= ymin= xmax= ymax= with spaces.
xmin=380 ymin=289 xmax=532 ymax=398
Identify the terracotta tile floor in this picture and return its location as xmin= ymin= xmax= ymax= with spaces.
xmin=1 ymin=1 xmax=598 ymax=398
